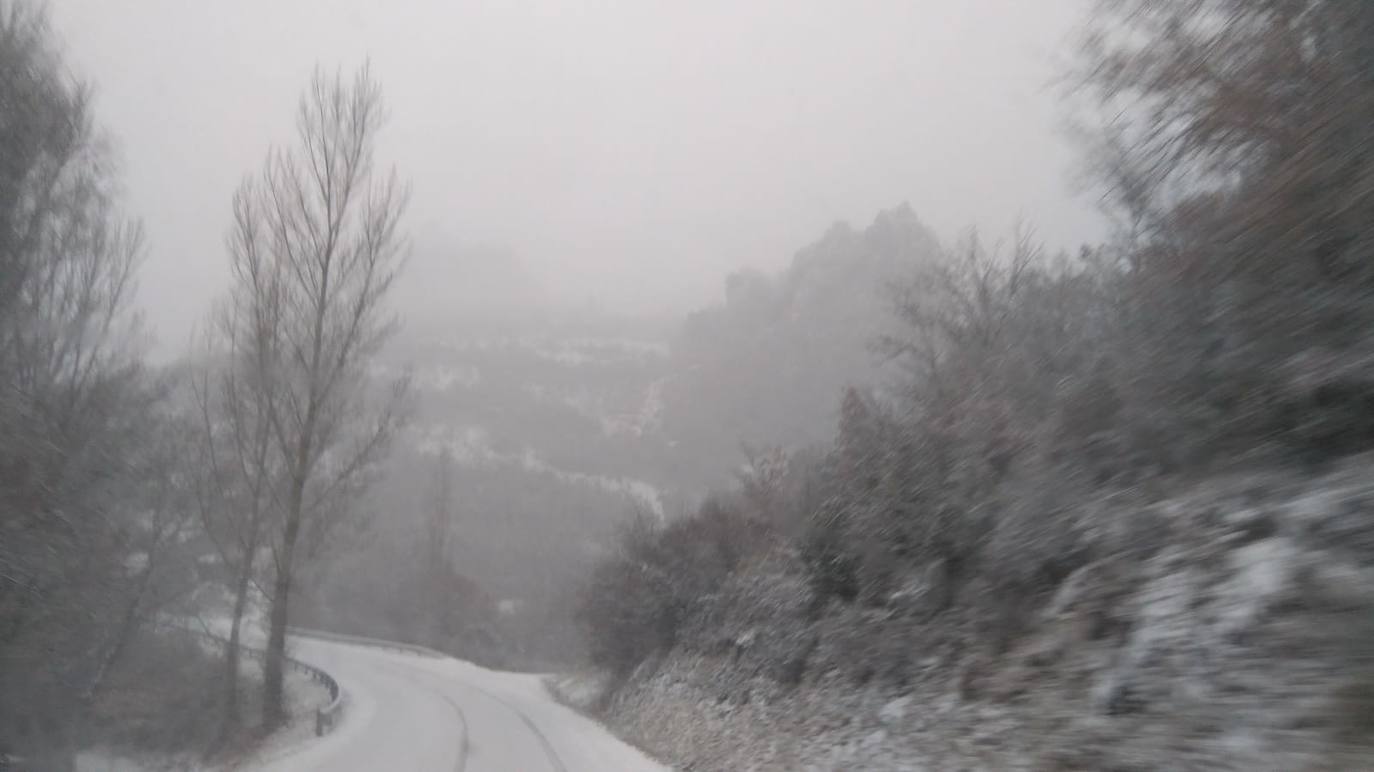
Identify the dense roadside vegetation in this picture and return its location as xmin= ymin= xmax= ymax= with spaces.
xmin=0 ymin=3 xmax=225 ymax=760
xmin=576 ymin=2 xmax=1374 ymax=767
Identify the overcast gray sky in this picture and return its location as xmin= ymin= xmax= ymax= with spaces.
xmin=51 ymin=0 xmax=1104 ymax=349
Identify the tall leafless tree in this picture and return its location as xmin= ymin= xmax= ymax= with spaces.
xmin=83 ymin=391 xmax=199 ymax=703
xmin=217 ymin=64 xmax=410 ymax=728
xmin=0 ymin=0 xmax=153 ymax=749
xmin=189 ymin=333 xmax=279 ymax=734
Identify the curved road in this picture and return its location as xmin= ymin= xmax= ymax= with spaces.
xmin=247 ymin=635 xmax=665 ymax=772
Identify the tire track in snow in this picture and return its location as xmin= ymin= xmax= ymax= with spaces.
xmin=464 ymin=683 xmax=568 ymax=772
xmin=290 ymin=629 xmax=564 ymax=772
xmin=338 ymin=646 xmax=560 ymax=772
xmin=377 ymin=660 xmax=470 ymax=772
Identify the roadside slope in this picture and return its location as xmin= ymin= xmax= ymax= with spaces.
xmin=593 ymin=460 xmax=1374 ymax=770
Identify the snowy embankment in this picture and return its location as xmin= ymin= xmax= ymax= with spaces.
xmin=590 ymin=459 xmax=1374 ymax=770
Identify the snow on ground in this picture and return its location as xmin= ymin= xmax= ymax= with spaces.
xmin=415 ymin=364 xmax=482 ymax=391
xmin=513 ymin=449 xmax=665 ymax=519
xmin=245 ymin=635 xmax=666 ymax=772
xmin=411 ymin=423 xmax=494 ymax=464
xmin=74 ymin=750 xmax=192 ymax=772
xmin=545 ymin=671 xmax=614 ymax=712
xmin=227 ymin=667 xmax=336 ymax=770
xmin=73 ymin=636 xmax=330 ymax=772
xmin=527 ymin=336 xmax=669 ymax=367
xmin=410 ymin=424 xmax=666 ymax=519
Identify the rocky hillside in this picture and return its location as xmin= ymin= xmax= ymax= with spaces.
xmin=662 ymin=203 xmax=937 ymax=489
xmin=569 ymin=5 xmax=1374 ymax=764
xmin=595 ymin=458 xmax=1374 ymax=770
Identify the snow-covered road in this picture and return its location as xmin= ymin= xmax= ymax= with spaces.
xmin=246 ymin=635 xmax=665 ymax=772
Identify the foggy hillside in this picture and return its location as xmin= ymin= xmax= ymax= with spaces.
xmin=390 ymin=239 xmax=549 ymax=332
xmin=298 ymin=205 xmax=941 ymax=665
xmin=8 ymin=0 xmax=1374 ymax=769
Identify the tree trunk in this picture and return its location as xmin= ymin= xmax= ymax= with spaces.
xmin=261 ymin=566 xmax=291 ymax=728
xmin=221 ymin=565 xmax=251 ymax=734
xmin=83 ymin=565 xmax=153 ymax=702
xmin=262 ymin=494 xmax=301 ymax=729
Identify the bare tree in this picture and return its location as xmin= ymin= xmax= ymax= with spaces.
xmin=0 ymin=0 xmax=152 ymax=749
xmin=188 ymin=333 xmax=279 ymax=734
xmin=736 ymin=443 xmax=788 ymax=527
xmin=84 ymin=391 xmax=199 ymax=702
xmin=218 ymin=64 xmax=410 ymax=727
xmin=0 ymin=0 xmax=143 ymax=528
xmin=881 ymin=225 xmax=1039 ymax=405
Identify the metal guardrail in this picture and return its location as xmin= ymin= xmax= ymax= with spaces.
xmin=159 ymin=620 xmax=345 ymax=737
xmin=287 ymin=626 xmax=448 ymax=659
xmin=285 ymin=626 xmax=568 ymax=772
xmin=312 ymin=664 xmax=344 ymax=736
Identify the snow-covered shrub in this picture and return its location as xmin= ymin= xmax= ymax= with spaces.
xmin=577 ymin=500 xmax=771 ymax=677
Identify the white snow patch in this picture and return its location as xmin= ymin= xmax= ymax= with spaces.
xmin=410 ymin=426 xmax=665 ymax=518
xmin=74 ymin=749 xmax=194 ymax=771
xmin=600 ymin=378 xmax=666 ymax=439
xmin=1216 ymin=537 xmax=1296 ymax=635
xmin=414 ymin=364 xmax=480 ymax=391
xmin=123 ymin=552 xmax=148 ymax=574
xmin=411 ymin=424 xmax=496 ymax=464
xmin=546 ymin=671 xmax=613 ymax=712
xmin=514 ymin=449 xmax=664 ymax=519
xmin=529 ymin=336 xmax=669 ymax=367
